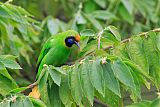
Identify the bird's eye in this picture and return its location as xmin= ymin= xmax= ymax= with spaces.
xmin=65 ymin=37 xmax=75 ymax=47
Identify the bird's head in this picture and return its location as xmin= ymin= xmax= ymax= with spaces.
xmin=64 ymin=30 xmax=80 ymax=48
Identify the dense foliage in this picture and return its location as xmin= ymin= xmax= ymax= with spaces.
xmin=12 ymin=0 xmax=160 ymax=37
xmin=0 ymin=0 xmax=160 ymax=107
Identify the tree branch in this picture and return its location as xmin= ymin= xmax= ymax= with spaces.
xmin=28 ymin=82 xmax=38 ymax=88
xmin=103 ymin=28 xmax=160 ymax=51
xmin=94 ymin=98 xmax=109 ymax=107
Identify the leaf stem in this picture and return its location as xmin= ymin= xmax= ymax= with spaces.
xmin=97 ymin=30 xmax=104 ymax=49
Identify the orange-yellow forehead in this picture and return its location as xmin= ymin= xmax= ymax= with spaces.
xmin=75 ymin=34 xmax=80 ymax=42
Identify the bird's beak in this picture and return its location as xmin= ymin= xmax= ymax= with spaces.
xmin=74 ymin=41 xmax=80 ymax=49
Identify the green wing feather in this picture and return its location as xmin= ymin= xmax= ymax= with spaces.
xmin=36 ymin=44 xmax=51 ymax=74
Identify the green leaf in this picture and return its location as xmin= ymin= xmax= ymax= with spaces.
xmin=69 ymin=18 xmax=78 ymax=31
xmin=0 ymin=57 xmax=21 ymax=69
xmin=0 ymin=55 xmax=17 ymax=60
xmin=118 ymin=3 xmax=134 ymax=25
xmin=37 ymin=66 xmax=46 ymax=83
xmin=96 ymin=87 xmax=120 ymax=107
xmin=80 ymin=29 xmax=95 ymax=37
xmin=48 ymin=66 xmax=61 ymax=86
xmin=156 ymin=33 xmax=160 ymax=51
xmin=0 ymin=20 xmax=10 ymax=47
xmin=78 ymin=40 xmax=97 ymax=58
xmin=93 ymin=0 xmax=106 ymax=8
xmin=59 ymin=76 xmax=73 ymax=107
xmin=38 ymin=68 xmax=49 ymax=92
xmin=0 ymin=5 xmax=11 ymax=19
xmin=9 ymin=87 xmax=29 ymax=94
xmin=90 ymin=60 xmax=104 ymax=95
xmin=0 ymin=71 xmax=18 ymax=96
xmin=91 ymin=10 xmax=117 ymax=20
xmin=124 ymin=59 xmax=151 ymax=89
xmin=100 ymin=34 xmax=116 ymax=47
xmin=76 ymin=12 xmax=87 ymax=24
xmin=10 ymin=97 xmax=23 ymax=107
xmin=83 ymin=13 xmax=103 ymax=30
xmin=56 ymin=19 xmax=67 ymax=31
xmin=2 ymin=4 xmax=27 ymax=24
xmin=128 ymin=67 xmax=141 ymax=101
xmin=0 ymin=68 xmax=17 ymax=84
xmin=143 ymin=31 xmax=160 ymax=88
xmin=149 ymin=97 xmax=160 ymax=107
xmin=126 ymin=100 xmax=151 ymax=107
xmin=78 ymin=36 xmax=89 ymax=51
xmin=48 ymin=83 xmax=62 ymax=107
xmin=80 ymin=61 xmax=94 ymax=105
xmin=12 ymin=5 xmax=32 ymax=17
xmin=30 ymin=97 xmax=47 ymax=107
xmin=49 ymin=66 xmax=66 ymax=75
xmin=0 ymin=62 xmax=4 ymax=69
xmin=23 ymin=97 xmax=34 ymax=107
xmin=39 ymin=83 xmax=50 ymax=106
xmin=127 ymin=36 xmax=149 ymax=74
xmin=105 ymin=25 xmax=121 ymax=41
xmin=70 ymin=66 xmax=82 ymax=106
xmin=47 ymin=17 xmax=59 ymax=35
xmin=102 ymin=61 xmax=121 ymax=97
xmin=111 ymin=59 xmax=135 ymax=89
xmin=83 ymin=1 xmax=97 ymax=13
xmin=0 ymin=102 xmax=2 ymax=107
xmin=121 ymin=0 xmax=133 ymax=14
xmin=113 ymin=43 xmax=130 ymax=58
xmin=130 ymin=0 xmax=154 ymax=17
xmin=16 ymin=24 xmax=28 ymax=41
xmin=2 ymin=100 xmax=10 ymax=107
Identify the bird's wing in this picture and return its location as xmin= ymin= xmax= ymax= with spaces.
xmin=36 ymin=41 xmax=52 ymax=72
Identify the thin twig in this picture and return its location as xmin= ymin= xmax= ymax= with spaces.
xmin=28 ymin=82 xmax=38 ymax=88
xmin=20 ymin=82 xmax=38 ymax=94
xmin=138 ymin=28 xmax=160 ymax=36
xmin=121 ymin=38 xmax=130 ymax=43
xmin=97 ymin=30 xmax=104 ymax=49
xmin=94 ymin=98 xmax=109 ymax=107
xmin=102 ymin=45 xmax=114 ymax=51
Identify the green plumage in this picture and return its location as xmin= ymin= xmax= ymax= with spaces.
xmin=36 ymin=30 xmax=79 ymax=78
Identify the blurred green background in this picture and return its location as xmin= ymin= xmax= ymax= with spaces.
xmin=1 ymin=0 xmax=160 ymax=37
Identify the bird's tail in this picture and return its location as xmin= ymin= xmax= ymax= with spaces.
xmin=28 ymin=85 xmax=40 ymax=99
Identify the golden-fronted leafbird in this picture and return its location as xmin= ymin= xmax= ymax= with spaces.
xmin=29 ymin=30 xmax=80 ymax=98
xmin=36 ymin=30 xmax=80 ymax=78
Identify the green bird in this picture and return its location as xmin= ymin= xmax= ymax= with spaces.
xmin=29 ymin=30 xmax=80 ymax=98
xmin=36 ymin=30 xmax=80 ymax=78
